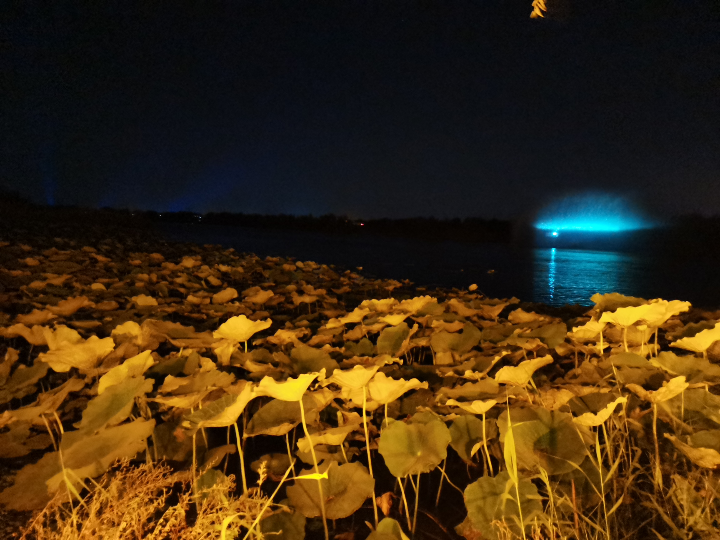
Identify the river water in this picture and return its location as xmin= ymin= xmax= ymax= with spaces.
xmin=158 ymin=223 xmax=720 ymax=308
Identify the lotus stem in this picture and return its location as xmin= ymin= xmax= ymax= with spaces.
xmin=412 ymin=473 xmax=420 ymax=538
xmin=482 ymin=412 xmax=493 ymax=476
xmin=299 ymin=398 xmax=329 ymax=540
xmin=363 ymin=386 xmax=379 ymax=527
xmin=435 ymin=458 xmax=446 ymax=507
xmin=398 ymin=476 xmax=412 ymax=531
xmin=233 ymin=422 xmax=248 ymax=495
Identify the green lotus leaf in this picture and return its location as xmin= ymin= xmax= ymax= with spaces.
xmin=450 ymin=415 xmax=498 ymax=463
xmin=498 ymin=408 xmax=587 ymax=475
xmin=0 ymin=418 xmax=155 ymax=511
xmin=76 ymin=376 xmax=153 ymax=434
xmin=568 ymin=392 xmax=621 ymax=416
xmin=463 ymin=470 xmax=544 ymax=540
xmin=290 ymin=345 xmax=338 ymax=376
xmin=377 ymin=322 xmax=411 ymax=356
xmin=430 ymin=323 xmax=482 ymax=354
xmin=660 ymin=388 xmax=720 ymax=428
xmin=378 ymin=415 xmax=451 ymax=477
xmin=182 ymin=382 xmax=256 ymax=433
xmin=344 ymin=337 xmax=375 ymax=357
xmin=286 ymin=461 xmax=374 ymax=519
xmin=437 ymin=379 xmax=500 ymax=400
xmin=520 ymin=322 xmax=567 ymax=349
xmin=606 ymin=352 xmax=651 ymax=368
xmin=367 ymin=518 xmax=410 ymax=540
xmin=494 ymin=355 xmax=553 ymax=387
xmin=368 ymin=372 xmax=428 ymax=405
xmin=666 ymin=433 xmax=720 ymax=469
xmin=261 ymin=508 xmax=306 ymax=540
xmin=671 ymin=322 xmax=720 ymax=354
xmin=650 ymin=351 xmax=720 ymax=382
xmin=246 ymin=391 xmax=331 ymax=437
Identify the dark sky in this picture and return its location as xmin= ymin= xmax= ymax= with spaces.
xmin=2 ymin=0 xmax=719 ymax=220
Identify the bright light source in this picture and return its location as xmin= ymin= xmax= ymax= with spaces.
xmin=552 ymin=231 xmax=558 ymax=237
xmin=534 ymin=193 xmax=652 ymax=232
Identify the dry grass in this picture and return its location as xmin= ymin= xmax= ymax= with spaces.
xmin=19 ymin=460 xmax=270 ymax=540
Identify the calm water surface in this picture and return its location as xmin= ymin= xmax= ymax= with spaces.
xmin=159 ymin=223 xmax=719 ymax=307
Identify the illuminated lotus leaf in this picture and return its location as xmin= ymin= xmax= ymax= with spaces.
xmin=287 ymin=461 xmax=375 ymax=519
xmin=463 ymin=471 xmax=544 ymax=540
xmin=430 ymin=319 xmax=465 ymax=333
xmin=268 ymin=328 xmax=311 ymax=346
xmin=671 ymin=322 xmax=720 ymax=354
xmin=650 ymin=351 xmax=720 ymax=382
xmin=327 ymin=365 xmax=380 ymax=390
xmin=447 ymin=298 xmax=480 ymax=317
xmin=214 ymin=314 xmax=272 ymax=344
xmin=645 ymin=299 xmax=691 ymax=326
xmin=0 ymin=324 xmax=48 ymax=345
xmin=666 ymin=432 xmax=720 ymax=469
xmin=397 ymin=296 xmax=435 ymax=315
xmin=247 ymin=289 xmax=274 ymax=304
xmin=39 ymin=336 xmax=115 ymax=373
xmin=98 ymin=350 xmax=155 ymax=394
xmin=499 ymin=334 xmax=544 ymax=351
xmin=660 ymin=388 xmax=720 ymax=428
xmin=366 ymin=518 xmax=410 ymax=540
xmin=182 ymin=382 xmax=256 ymax=434
xmin=607 ymin=352 xmax=651 ymax=368
xmin=478 ymin=303 xmax=507 ymax=320
xmin=494 ymin=355 xmax=553 ymax=387
xmin=297 ymin=419 xmax=362 ymax=454
xmin=257 ymin=372 xmax=321 ymax=402
xmin=10 ymin=377 xmax=85 ymax=424
xmin=158 ymin=368 xmax=235 ymax=396
xmin=212 ymin=287 xmax=238 ymax=304
xmin=449 ymin=415 xmax=498 ymax=463
xmin=212 ymin=339 xmax=237 ymax=366
xmin=591 ymin=292 xmax=646 ymax=314
xmin=368 ymin=372 xmax=428 ymax=405
xmin=446 ymin=399 xmax=497 ymax=415
xmin=261 ymin=508 xmax=306 ymax=540
xmin=0 ymin=419 xmax=155 ymax=511
xmin=77 ymin=376 xmax=153 ymax=434
xmin=508 ymin=309 xmax=544 ymax=324
xmin=0 ymin=361 xmax=49 ymax=405
xmin=292 ymin=292 xmax=317 ymax=305
xmin=376 ymin=322 xmax=413 ymax=356
xmin=131 ymin=294 xmax=158 ymax=306
xmin=43 ymin=325 xmax=83 ymax=350
xmin=430 ymin=323 xmax=482 ymax=354
xmin=377 ymin=414 xmax=451 ymax=477
xmin=498 ymin=408 xmax=587 ymax=475
xmin=90 ymin=282 xmax=106 ymax=291
xmin=438 ymin=379 xmax=500 ymax=400
xmin=246 ymin=390 xmax=332 ymax=437
xmin=379 ymin=313 xmax=409 ymax=326
xmin=359 ymin=298 xmax=397 ymax=313
xmin=290 ymin=344 xmax=339 ymax=375
xmin=15 ymin=309 xmax=56 ymax=326
xmin=599 ymin=304 xmax=658 ymax=328
xmin=573 ymin=396 xmax=627 ymax=427
xmin=111 ymin=321 xmax=142 ymax=343
xmin=652 ymin=375 xmax=689 ymax=403
xmin=569 ymin=319 xmax=606 ymax=342
xmin=47 ymin=296 xmax=95 ymax=316
xmin=0 ymin=422 xmax=52 ymax=458
xmin=520 ymin=322 xmax=567 ymax=349
xmin=338 ymin=307 xmax=371 ymax=325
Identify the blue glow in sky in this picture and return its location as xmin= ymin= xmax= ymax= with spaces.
xmin=535 ymin=194 xmax=652 ymax=232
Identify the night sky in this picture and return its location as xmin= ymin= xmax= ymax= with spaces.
xmin=2 ymin=0 xmax=719 ymax=220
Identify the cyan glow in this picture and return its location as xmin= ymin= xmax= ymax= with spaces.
xmin=535 ymin=194 xmax=652 ymax=232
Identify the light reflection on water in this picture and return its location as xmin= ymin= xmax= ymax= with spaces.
xmin=533 ymin=248 xmax=642 ymax=306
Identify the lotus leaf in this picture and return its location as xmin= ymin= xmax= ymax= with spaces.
xmin=10 ymin=377 xmax=85 ymax=424
xmin=446 ymin=399 xmax=497 ymax=415
xmin=671 ymin=322 xmax=720 ymax=354
xmin=257 ymin=372 xmax=320 ymax=402
xmin=213 ymin=314 xmax=272 ymax=344
xmin=569 ymin=319 xmax=606 ymax=342
xmin=251 ymin=453 xmax=293 ymax=481
xmin=463 ymin=470 xmax=544 ymax=540
xmin=494 ymin=355 xmax=553 ymax=387
xmin=377 ymin=414 xmax=451 ymax=477
xmin=261 ymin=508 xmax=306 ymax=540
xmin=77 ymin=376 xmax=153 ymax=434
xmin=368 ymin=372 xmax=428 ymax=405
xmin=507 ymin=309 xmax=544 ymax=324
xmin=377 ymin=322 xmax=411 ymax=356
xmin=0 ymin=360 xmax=49 ymax=405
xmin=327 ymin=365 xmax=380 ymax=390
xmin=338 ymin=307 xmax=371 ymax=325
xmin=290 ymin=344 xmax=338 ymax=375
xmin=98 ymin=350 xmax=155 ymax=394
xmin=286 ymin=461 xmax=374 ymax=519
xmin=666 ymin=434 xmax=720 ymax=469
xmin=247 ymin=391 xmax=331 ymax=437
xmin=182 ymin=382 xmax=256 ymax=433
xmin=599 ymin=303 xmax=658 ymax=328
xmin=430 ymin=323 xmax=481 ymax=354
xmin=367 ymin=518 xmax=410 ymax=540
xmin=449 ymin=415 xmax=498 ymax=462
xmin=397 ymin=295 xmax=435 ymax=315
xmin=132 ymin=294 xmax=158 ymax=306
xmin=0 ymin=422 xmax=53 ymax=458
xmin=590 ymin=292 xmax=646 ymax=314
xmin=195 ymin=468 xmax=229 ymax=500
xmin=438 ymin=379 xmax=500 ymax=400
xmin=212 ymin=287 xmax=238 ymax=304
xmin=520 ymin=322 xmax=567 ymax=349
xmin=47 ymin=296 xmax=95 ymax=316
xmin=498 ymin=408 xmax=587 ymax=475
xmin=573 ymin=396 xmax=627 ymax=427
xmin=0 ymin=418 xmax=155 ymax=511
xmin=650 ymin=351 xmax=720 ymax=383
xmin=380 ymin=313 xmax=409 ymax=326
xmin=246 ymin=289 xmax=274 ymax=304
xmin=39 ymin=335 xmax=115 ymax=372
xmin=344 ymin=337 xmax=375 ymax=357
xmin=660 ymin=388 xmax=720 ymax=428
xmin=296 ymin=420 xmax=361 ymax=454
